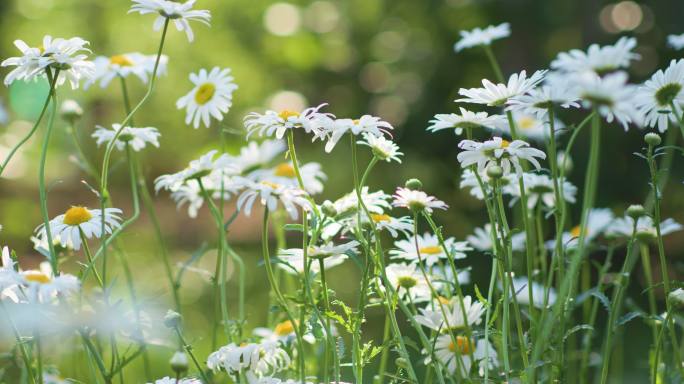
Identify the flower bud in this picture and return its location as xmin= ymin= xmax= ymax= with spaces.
xmin=644 ymin=132 xmax=662 ymax=147
xmin=170 ymin=351 xmax=189 ymax=374
xmin=60 ymin=100 xmax=83 ymax=122
xmin=626 ymin=204 xmax=646 ymax=219
xmin=163 ymin=310 xmax=182 ymax=329
xmin=557 ymin=151 xmax=573 ymax=174
xmin=321 ymin=200 xmax=337 ymax=217
xmin=395 ymin=357 xmax=409 ymax=369
xmin=486 ymin=165 xmax=503 ymax=179
xmin=404 ymin=178 xmax=423 ymax=190
xmin=669 ymin=288 xmax=684 ymax=310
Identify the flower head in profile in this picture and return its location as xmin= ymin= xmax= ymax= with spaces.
xmin=495 ymin=111 xmax=566 ymax=142
xmin=129 ymin=0 xmax=211 ymax=42
xmin=605 ymin=215 xmax=683 ymax=242
xmin=207 ymin=341 xmax=290 ymax=382
xmin=245 ymin=104 xmax=331 ymax=140
xmin=230 ymin=140 xmax=286 ymax=175
xmin=415 ymin=295 xmax=485 ymax=331
xmin=1 ymin=36 xmax=95 ymax=88
xmin=504 ymin=172 xmax=577 ymax=209
xmin=574 ymin=71 xmax=641 ymax=130
xmin=454 ymin=23 xmax=510 ymax=52
xmin=358 ymin=133 xmax=403 ymax=163
xmin=499 ymin=276 xmax=556 ymax=308
xmin=93 ymin=124 xmax=161 ymax=152
xmin=668 ymin=33 xmax=684 ymax=50
xmin=456 ymin=70 xmax=546 ymax=106
xmin=320 ymin=114 xmax=393 ymax=153
xmin=20 ymin=262 xmax=80 ymax=303
xmin=86 ymin=52 xmax=168 ymax=88
xmin=390 ymin=232 xmax=471 ymax=267
xmin=457 ymin=137 xmax=546 ymax=175
xmin=507 ymin=79 xmax=580 ymax=120
xmin=633 ymin=59 xmax=684 ymax=133
xmin=236 ymin=179 xmax=311 ymax=219
xmin=247 ymin=161 xmax=326 ymax=195
xmin=35 ymin=207 xmax=123 ymax=251
xmin=155 ymin=150 xmax=236 ymax=192
xmin=177 ymin=67 xmax=237 ymax=129
xmin=551 ymin=36 xmax=639 ymax=75
xmin=278 ymin=241 xmax=358 ymax=275
xmin=466 ymin=223 xmax=526 ymax=252
xmin=392 ymin=187 xmax=448 ymax=213
xmin=428 ymin=108 xmax=505 ymax=135
xmin=385 ymin=263 xmax=431 ymax=302
xmin=552 ymin=208 xmax=615 ymax=249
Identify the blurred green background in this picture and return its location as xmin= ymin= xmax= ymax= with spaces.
xmin=1 ymin=0 xmax=684 ymax=382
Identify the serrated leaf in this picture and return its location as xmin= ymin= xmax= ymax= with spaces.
xmin=563 ymin=324 xmax=593 ymax=341
xmin=616 ymin=311 xmax=643 ymax=327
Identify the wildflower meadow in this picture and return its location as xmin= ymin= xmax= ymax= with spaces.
xmin=2 ymin=0 xmax=684 ymax=383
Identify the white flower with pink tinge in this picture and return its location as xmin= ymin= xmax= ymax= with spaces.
xmin=392 ymin=187 xmax=448 ymax=213
xmin=457 ymin=137 xmax=546 ymax=175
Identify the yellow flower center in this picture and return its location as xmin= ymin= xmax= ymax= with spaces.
xmin=274 ymin=163 xmax=296 ymax=178
xmin=500 ymin=139 xmax=511 ymax=148
xmin=63 ymin=206 xmax=93 ymax=226
xmin=437 ymin=296 xmax=451 ymax=306
xmin=448 ymin=336 xmax=474 ymax=355
xmin=518 ymin=116 xmax=536 ymax=130
xmin=24 ymin=270 xmax=51 ymax=284
xmin=278 ymin=110 xmax=300 ymax=120
xmin=110 ymin=54 xmax=133 ymax=67
xmin=194 ymin=83 xmax=216 ymax=105
xmin=274 ymin=320 xmax=295 ymax=336
xmin=370 ymin=213 xmax=391 ymax=223
xmin=352 ymin=119 xmax=360 ymax=124
xmin=261 ymin=181 xmax=281 ymax=189
xmin=570 ymin=225 xmax=581 ymax=238
xmin=419 ymin=246 xmax=442 ymax=255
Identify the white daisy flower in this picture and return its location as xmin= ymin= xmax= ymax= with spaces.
xmin=457 ymin=137 xmax=546 ymax=175
xmin=330 ymin=187 xmax=392 ymax=219
xmin=207 ymin=341 xmax=290 ymax=382
xmin=552 ymin=208 xmax=615 ymax=249
xmin=454 ymin=23 xmax=510 ymax=52
xmin=390 ymin=232 xmax=471 ymax=267
xmin=551 ymin=36 xmax=639 ymax=75
xmin=357 ymin=133 xmax=402 ymax=163
xmin=392 ymin=187 xmax=448 ymax=213
xmin=667 ymin=33 xmax=684 ymax=50
xmin=415 ymin=295 xmax=485 ymax=331
xmin=129 ymin=0 xmax=211 ymax=42
xmin=236 ymin=179 xmax=312 ymax=219
xmin=253 ymin=319 xmax=322 ymax=345
xmin=503 ymin=172 xmax=577 ymax=209
xmin=231 ymin=140 xmax=286 ymax=175
xmin=459 ymin=168 xmax=517 ymax=200
xmin=427 ymin=108 xmax=506 ymax=135
xmin=20 ymin=262 xmax=80 ymax=303
xmin=247 ymin=161 xmax=326 ymax=195
xmin=149 ymin=377 xmax=201 ymax=384
xmin=154 ymin=150 xmax=236 ymax=192
xmin=92 ymin=124 xmax=161 ymax=152
xmin=574 ymin=71 xmax=641 ymax=130
xmin=456 ymin=70 xmax=546 ymax=106
xmin=1 ymin=36 xmax=95 ymax=88
xmin=431 ymin=265 xmax=471 ymax=293
xmin=605 ymin=215 xmax=683 ymax=241
xmin=320 ymin=114 xmax=393 ymax=153
xmin=507 ymin=81 xmax=580 ymax=120
xmin=0 ymin=247 xmax=21 ymax=301
xmin=494 ymin=111 xmax=566 ymax=141
xmin=277 ymin=241 xmax=358 ymax=275
xmin=176 ymin=67 xmax=238 ymax=129
xmin=169 ymin=177 xmax=242 ymax=218
xmin=245 ymin=104 xmax=331 ymax=140
xmin=633 ymin=59 xmax=684 ymax=133
xmin=385 ymin=262 xmax=432 ymax=302
xmin=35 ymin=207 xmax=123 ymax=251
xmin=85 ymin=52 xmax=168 ymax=88
xmin=362 ymin=213 xmax=414 ymax=238
xmin=432 ymin=335 xmax=499 ymax=377
xmin=500 ymin=276 xmax=557 ymax=308
xmin=466 ymin=223 xmax=526 ymax=252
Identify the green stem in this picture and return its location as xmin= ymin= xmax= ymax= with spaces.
xmin=483 ymin=45 xmax=505 ymax=83
xmin=174 ymin=327 xmax=212 ymax=384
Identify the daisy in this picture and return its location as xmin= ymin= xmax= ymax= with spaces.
xmin=176 ymin=67 xmax=238 ymax=129
xmin=494 ymin=111 xmax=566 ymax=141
xmin=329 ymin=187 xmax=392 ymax=219
xmin=427 ymin=108 xmax=506 ymax=135
xmin=503 ymin=172 xmax=577 ymax=209
xmin=129 ymin=0 xmax=211 ymax=42
xmin=456 ymin=70 xmax=546 ymax=106
xmin=500 ymin=276 xmax=557 ymax=308
xmin=390 ymin=232 xmax=471 ymax=267
xmin=230 ymin=140 xmax=286 ymax=175
xmin=357 ymin=133 xmax=402 ymax=163
xmin=392 ymin=187 xmax=448 ymax=213
xmin=457 ymin=137 xmax=546 ymax=175
xmin=85 ymin=53 xmax=168 ymax=89
xmin=35 ymin=207 xmax=123 ymax=251
xmin=319 ymin=114 xmax=393 ymax=153
xmin=574 ymin=71 xmax=641 ymax=130
xmin=385 ymin=263 xmax=432 ymax=302
xmin=1 ymin=36 xmax=95 ymax=88
xmin=605 ymin=216 xmax=683 ymax=241
xmin=550 ymin=36 xmax=639 ymax=75
xmin=245 ymin=104 xmax=331 ymax=140
xmin=277 ymin=241 xmax=358 ymax=275
xmin=466 ymin=224 xmax=526 ymax=252
xmin=431 ymin=265 xmax=471 ymax=293
xmin=169 ymin=177 xmax=241 ymax=218
xmin=254 ymin=320 xmax=299 ymax=344
xmin=155 ymin=150 xmax=236 ymax=192
xmin=247 ymin=161 xmax=326 ymax=194
xmin=433 ymin=335 xmax=499 ymax=377
xmin=633 ymin=59 xmax=684 ymax=132
xmin=507 ymin=80 xmax=580 ymax=120
xmin=552 ymin=208 xmax=615 ymax=249
xmin=415 ymin=295 xmax=485 ymax=331
xmin=454 ymin=23 xmax=510 ymax=52
xmin=236 ymin=179 xmax=312 ymax=219
xmin=92 ymin=124 xmax=161 ymax=152
xmin=362 ymin=213 xmax=414 ymax=238
xmin=149 ymin=378 xmax=201 ymax=384
xmin=668 ymin=33 xmax=684 ymax=50
xmin=459 ymin=168 xmax=516 ymax=200
xmin=0 ymin=247 xmax=21 ymax=301
xmin=20 ymin=262 xmax=80 ymax=303
xmin=207 ymin=341 xmax=290 ymax=382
